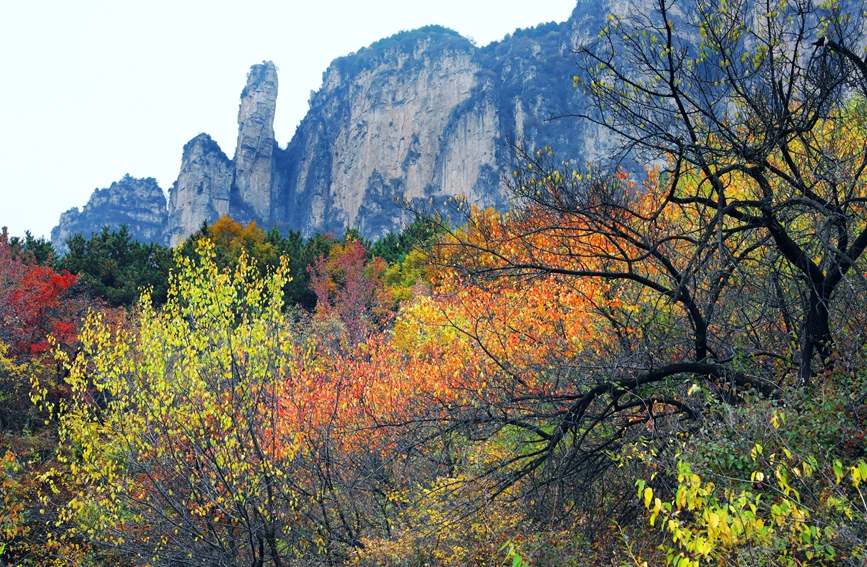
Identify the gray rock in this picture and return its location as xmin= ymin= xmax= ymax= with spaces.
xmin=166 ymin=134 xmax=233 ymax=246
xmin=232 ymin=61 xmax=278 ymax=225
xmin=51 ymin=175 xmax=167 ymax=255
xmin=56 ymin=3 xmax=626 ymax=245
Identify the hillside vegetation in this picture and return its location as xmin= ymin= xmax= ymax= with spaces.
xmin=3 ymin=0 xmax=867 ymax=564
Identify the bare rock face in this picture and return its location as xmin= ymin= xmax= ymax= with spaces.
xmin=164 ymin=62 xmax=278 ymax=243
xmin=153 ymin=27 xmax=601 ymax=245
xmin=51 ymin=175 xmax=167 ymax=254
xmin=56 ymin=4 xmax=625 ymax=246
xmin=166 ymin=134 xmax=233 ymax=246
xmin=276 ymin=31 xmax=502 ymax=238
xmin=274 ymin=24 xmax=594 ymax=239
xmin=232 ymin=62 xmax=278 ymax=223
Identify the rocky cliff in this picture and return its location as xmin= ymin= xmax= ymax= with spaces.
xmin=273 ymin=29 xmax=503 ymax=238
xmin=273 ymin=20 xmax=609 ymax=239
xmin=54 ymin=1 xmax=618 ymax=246
xmin=51 ymin=175 xmax=168 ymax=254
xmin=166 ymin=134 xmax=233 ymax=246
xmin=232 ymin=62 xmax=279 ymax=225
xmin=166 ymin=62 xmax=278 ymax=245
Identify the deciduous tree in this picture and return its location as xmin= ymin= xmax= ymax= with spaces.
xmin=40 ymin=242 xmax=309 ymax=565
xmin=575 ymin=0 xmax=867 ymax=383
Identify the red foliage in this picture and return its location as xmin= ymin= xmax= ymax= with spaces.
xmin=309 ymin=238 xmax=391 ymax=345
xmin=0 ymin=229 xmax=78 ymax=358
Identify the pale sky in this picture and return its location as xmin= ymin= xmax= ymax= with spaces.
xmin=0 ymin=0 xmax=577 ymax=240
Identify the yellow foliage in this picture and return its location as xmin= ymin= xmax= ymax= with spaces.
xmin=35 ymin=241 xmax=310 ymax=563
xmin=353 ymin=443 xmax=528 ymax=567
xmin=200 ymin=216 xmax=279 ymax=273
xmin=640 ymin=440 xmax=867 ymax=565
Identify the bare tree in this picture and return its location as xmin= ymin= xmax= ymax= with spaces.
xmin=575 ymin=0 xmax=867 ymax=384
xmin=395 ymin=0 xmax=867 ymax=541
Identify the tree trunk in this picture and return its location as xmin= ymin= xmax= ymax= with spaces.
xmin=798 ymin=287 xmax=832 ymax=386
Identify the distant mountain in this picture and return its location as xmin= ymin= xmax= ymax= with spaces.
xmin=53 ymin=1 xmax=617 ymax=249
xmin=51 ymin=175 xmax=167 ymax=255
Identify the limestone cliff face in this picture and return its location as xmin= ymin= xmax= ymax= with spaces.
xmin=232 ymin=62 xmax=278 ymax=224
xmin=275 ymin=23 xmax=593 ymax=239
xmin=55 ymin=3 xmax=624 ymax=245
xmin=161 ymin=26 xmax=599 ymax=243
xmin=163 ymin=62 xmax=278 ymax=243
xmin=276 ymin=30 xmax=502 ymax=238
xmin=51 ymin=175 xmax=167 ymax=254
xmin=166 ymin=134 xmax=233 ymax=246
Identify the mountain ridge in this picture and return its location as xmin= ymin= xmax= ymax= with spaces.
xmin=52 ymin=2 xmax=612 ymax=250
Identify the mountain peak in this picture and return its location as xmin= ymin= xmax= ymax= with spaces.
xmin=53 ymin=9 xmax=603 ymax=248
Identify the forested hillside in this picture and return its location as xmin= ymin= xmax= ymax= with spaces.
xmin=4 ymin=0 xmax=867 ymax=565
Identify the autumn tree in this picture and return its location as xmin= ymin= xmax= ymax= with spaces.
xmin=36 ymin=241 xmax=328 ymax=566
xmin=0 ymin=228 xmax=78 ymax=362
xmin=0 ymin=228 xmax=100 ymax=565
xmin=39 ymin=238 xmax=475 ymax=564
xmin=385 ymin=0 xmax=867 ymax=549
xmin=180 ymin=217 xmax=335 ymax=310
xmin=309 ymin=236 xmax=391 ymax=347
xmin=575 ymin=0 xmax=867 ymax=383
xmin=197 ymin=217 xmax=278 ymax=270
xmin=366 ymin=4 xmax=867 ymax=555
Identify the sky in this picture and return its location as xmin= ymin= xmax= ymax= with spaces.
xmin=0 ymin=0 xmax=577 ymax=240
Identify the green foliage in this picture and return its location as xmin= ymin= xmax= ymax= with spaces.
xmin=501 ymin=541 xmax=531 ymax=567
xmin=637 ymin=373 xmax=867 ymax=566
xmin=370 ymin=216 xmax=441 ymax=265
xmin=60 ymin=225 xmax=172 ymax=307
xmin=283 ymin=231 xmax=334 ymax=310
xmin=8 ymin=231 xmax=55 ymax=265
